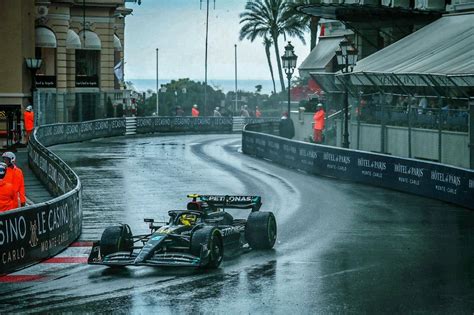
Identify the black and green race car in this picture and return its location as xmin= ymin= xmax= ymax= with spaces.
xmin=88 ymin=194 xmax=277 ymax=269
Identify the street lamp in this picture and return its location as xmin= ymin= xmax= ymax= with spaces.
xmin=281 ymin=41 xmax=297 ymax=118
xmin=335 ymin=38 xmax=358 ymax=148
xmin=25 ymin=58 xmax=43 ymax=94
xmin=25 ymin=58 xmax=42 ymax=127
xmin=156 ymin=48 xmax=159 ymax=116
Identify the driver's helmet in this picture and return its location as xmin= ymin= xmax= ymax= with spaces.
xmin=180 ymin=214 xmax=197 ymax=226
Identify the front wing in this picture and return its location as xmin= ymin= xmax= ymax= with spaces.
xmin=87 ymin=241 xmax=210 ymax=268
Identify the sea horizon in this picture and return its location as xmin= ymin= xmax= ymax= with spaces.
xmin=128 ymin=78 xmax=280 ymax=95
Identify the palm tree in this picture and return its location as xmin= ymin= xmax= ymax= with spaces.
xmin=263 ymin=36 xmax=277 ymax=94
xmin=239 ymin=0 xmax=307 ymax=92
xmin=239 ymin=17 xmax=277 ymax=94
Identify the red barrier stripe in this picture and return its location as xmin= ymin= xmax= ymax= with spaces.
xmin=69 ymin=241 xmax=93 ymax=247
xmin=43 ymin=257 xmax=88 ymax=264
xmin=0 ymin=275 xmax=47 ymax=282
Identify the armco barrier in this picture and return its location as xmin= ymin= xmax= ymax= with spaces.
xmin=134 ymin=116 xmax=279 ymax=134
xmin=35 ymin=118 xmax=127 ymax=146
xmin=0 ymin=131 xmax=80 ymax=274
xmin=135 ymin=116 xmax=233 ymax=134
xmin=243 ymin=122 xmax=474 ymax=210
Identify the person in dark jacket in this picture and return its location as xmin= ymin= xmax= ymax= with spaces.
xmin=279 ymin=112 xmax=295 ymax=139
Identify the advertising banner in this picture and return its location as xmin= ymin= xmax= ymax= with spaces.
xmin=0 ymin=194 xmax=81 ymax=274
xmin=36 ymin=119 xmax=126 ymax=146
xmin=136 ymin=117 xmax=233 ymax=134
xmin=243 ymin=126 xmax=474 ymax=210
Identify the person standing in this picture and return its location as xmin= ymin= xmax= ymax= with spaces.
xmin=240 ymin=105 xmax=250 ymax=117
xmin=255 ymin=106 xmax=262 ymax=118
xmin=192 ymin=104 xmax=200 ymax=117
xmin=175 ymin=106 xmax=184 ymax=116
xmin=313 ymin=103 xmax=326 ymax=144
xmin=2 ymin=152 xmax=26 ymax=208
xmin=0 ymin=163 xmax=16 ymax=212
xmin=213 ymin=107 xmax=222 ymax=117
xmin=279 ymin=112 xmax=295 ymax=139
xmin=23 ymin=105 xmax=34 ymax=144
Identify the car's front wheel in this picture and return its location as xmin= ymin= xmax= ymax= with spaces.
xmin=100 ymin=224 xmax=133 ymax=258
xmin=191 ymin=227 xmax=223 ymax=268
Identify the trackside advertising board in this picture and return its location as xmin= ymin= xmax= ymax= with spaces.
xmin=243 ymin=125 xmax=474 ymax=210
xmin=0 ymin=194 xmax=81 ymax=273
xmin=136 ymin=117 xmax=233 ymax=134
xmin=36 ymin=118 xmax=126 ymax=146
xmin=0 ymin=121 xmax=84 ymax=274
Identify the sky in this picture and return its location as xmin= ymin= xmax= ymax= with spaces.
xmin=124 ymin=0 xmax=311 ymax=82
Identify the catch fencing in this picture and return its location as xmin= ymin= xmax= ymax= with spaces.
xmin=243 ymin=122 xmax=474 ymax=210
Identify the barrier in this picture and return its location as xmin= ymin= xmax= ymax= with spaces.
xmin=0 ymin=130 xmax=82 ymax=274
xmin=36 ymin=118 xmax=127 ymax=146
xmin=136 ymin=116 xmax=233 ymax=134
xmin=243 ymin=122 xmax=474 ymax=210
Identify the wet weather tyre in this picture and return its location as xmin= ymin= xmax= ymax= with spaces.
xmin=100 ymin=224 xmax=133 ymax=257
xmin=191 ymin=227 xmax=223 ymax=269
xmin=245 ymin=211 xmax=277 ymax=250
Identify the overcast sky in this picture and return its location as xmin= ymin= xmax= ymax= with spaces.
xmin=124 ymin=0 xmax=311 ymax=81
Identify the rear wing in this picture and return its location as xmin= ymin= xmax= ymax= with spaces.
xmin=188 ymin=194 xmax=262 ymax=212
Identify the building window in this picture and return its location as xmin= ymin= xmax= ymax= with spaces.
xmin=75 ymin=50 xmax=100 ymax=87
xmin=35 ymin=47 xmax=56 ymax=76
xmin=75 ymin=50 xmax=99 ymax=76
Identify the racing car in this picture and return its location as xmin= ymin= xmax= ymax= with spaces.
xmin=88 ymin=194 xmax=277 ymax=269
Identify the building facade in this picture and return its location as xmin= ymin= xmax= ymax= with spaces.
xmin=0 ymin=0 xmax=133 ymax=148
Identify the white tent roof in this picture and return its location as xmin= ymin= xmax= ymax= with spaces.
xmin=299 ymin=36 xmax=345 ymax=72
xmin=78 ymin=30 xmax=101 ymax=50
xmin=35 ymin=27 xmax=57 ymax=48
xmin=66 ymin=29 xmax=81 ymax=49
xmin=352 ymin=13 xmax=474 ymax=76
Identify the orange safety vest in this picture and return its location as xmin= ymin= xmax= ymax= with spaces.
xmin=313 ymin=110 xmax=325 ymax=130
xmin=0 ymin=179 xmax=16 ymax=212
xmin=24 ymin=111 xmax=35 ymax=131
xmin=192 ymin=108 xmax=200 ymax=117
xmin=4 ymin=165 xmax=26 ymax=206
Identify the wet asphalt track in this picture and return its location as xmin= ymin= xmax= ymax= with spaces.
xmin=1 ymin=133 xmax=474 ymax=314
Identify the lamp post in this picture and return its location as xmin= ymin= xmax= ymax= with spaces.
xmin=234 ymin=44 xmax=238 ymax=114
xmin=25 ymin=58 xmax=42 ymax=127
xmin=281 ymin=42 xmax=297 ymax=118
xmin=156 ymin=48 xmax=159 ymax=116
xmin=25 ymin=58 xmax=43 ymax=95
xmin=335 ymin=38 xmax=358 ymax=148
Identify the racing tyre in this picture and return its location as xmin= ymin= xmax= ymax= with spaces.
xmin=191 ymin=227 xmax=223 ymax=269
xmin=245 ymin=211 xmax=277 ymax=250
xmin=100 ymin=224 xmax=133 ymax=257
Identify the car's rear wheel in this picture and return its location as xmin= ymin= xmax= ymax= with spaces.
xmin=191 ymin=227 xmax=223 ymax=268
xmin=100 ymin=224 xmax=133 ymax=258
xmin=245 ymin=211 xmax=277 ymax=249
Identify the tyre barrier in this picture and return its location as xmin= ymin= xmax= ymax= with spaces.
xmin=243 ymin=122 xmax=474 ymax=210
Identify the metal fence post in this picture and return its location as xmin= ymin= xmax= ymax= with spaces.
xmin=438 ymin=98 xmax=443 ymax=163
xmin=470 ymin=98 xmax=474 ymax=169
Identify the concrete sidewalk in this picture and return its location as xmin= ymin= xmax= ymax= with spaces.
xmin=12 ymin=147 xmax=54 ymax=205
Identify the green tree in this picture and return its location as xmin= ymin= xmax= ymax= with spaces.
xmin=239 ymin=0 xmax=307 ymax=93
xmin=142 ymin=78 xmax=225 ymax=116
